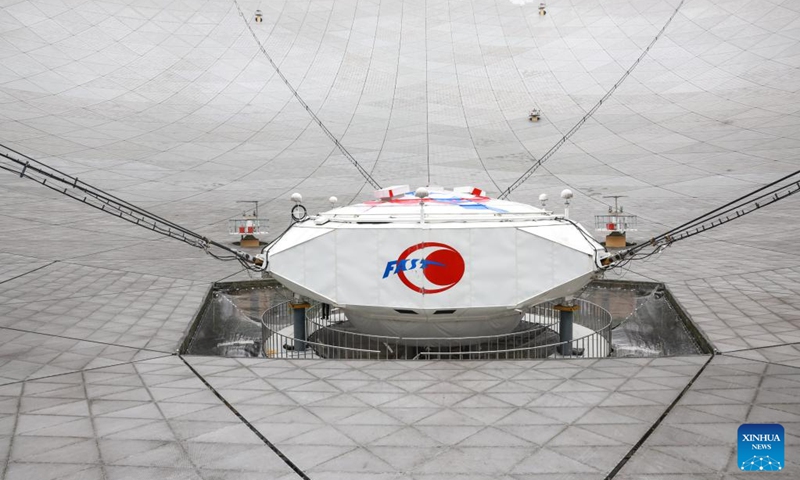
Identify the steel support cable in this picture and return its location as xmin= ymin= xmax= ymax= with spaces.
xmin=0 ymin=157 xmax=200 ymax=245
xmin=0 ymin=149 xmax=262 ymax=269
xmin=646 ymin=170 xmax=800 ymax=245
xmin=0 ymin=160 xmax=200 ymax=249
xmin=1 ymin=144 xmax=199 ymax=238
xmin=498 ymin=0 xmax=687 ymax=200
xmin=231 ymin=0 xmax=381 ymax=190
xmin=633 ymin=171 xmax=800 ymax=251
xmin=612 ymin=187 xmax=799 ymax=269
xmin=605 ymin=170 xmax=800 ymax=267
xmin=665 ymin=181 xmax=800 ymax=243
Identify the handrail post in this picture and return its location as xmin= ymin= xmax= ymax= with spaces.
xmin=261 ymin=321 xmax=268 ymax=357
xmin=554 ymin=302 xmax=580 ymax=356
xmin=290 ymin=300 xmax=310 ymax=352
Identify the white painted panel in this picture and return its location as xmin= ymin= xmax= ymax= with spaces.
xmin=336 ymin=228 xmax=379 ymax=306
xmin=269 ymin=240 xmax=308 ymax=296
xmin=268 ymin=225 xmax=332 ymax=256
xmin=303 ymin=230 xmax=336 ymax=300
xmin=516 ymin=228 xmax=555 ymax=304
xmin=470 ymin=227 xmax=517 ymax=307
xmin=551 ymin=242 xmax=595 ymax=285
xmin=270 ymin=221 xmax=599 ymax=313
xmin=519 ymin=224 xmax=599 ymax=256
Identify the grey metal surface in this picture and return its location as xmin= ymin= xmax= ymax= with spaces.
xmin=1 ymin=0 xmax=799 ymax=477
xmin=186 ymin=355 xmax=708 ymax=479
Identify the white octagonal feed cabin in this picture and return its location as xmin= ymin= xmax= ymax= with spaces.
xmin=266 ymin=186 xmax=609 ymax=338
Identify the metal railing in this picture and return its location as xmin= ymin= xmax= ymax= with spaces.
xmin=262 ymin=299 xmax=612 ymax=360
xmin=594 ymin=213 xmax=638 ymax=232
xmin=228 ymin=218 xmax=269 ymax=235
xmin=322 ymin=211 xmax=558 ymax=224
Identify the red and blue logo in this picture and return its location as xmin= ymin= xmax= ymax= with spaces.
xmin=382 ymin=242 xmax=465 ymax=294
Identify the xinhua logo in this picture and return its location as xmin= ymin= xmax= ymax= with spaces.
xmin=738 ymin=424 xmax=784 ymax=472
xmin=382 ymin=242 xmax=465 ymax=294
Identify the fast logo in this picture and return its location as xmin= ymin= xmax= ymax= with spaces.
xmin=383 ymin=242 xmax=465 ymax=294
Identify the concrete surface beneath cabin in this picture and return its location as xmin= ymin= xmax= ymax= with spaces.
xmin=1 ymin=0 xmax=800 ymax=478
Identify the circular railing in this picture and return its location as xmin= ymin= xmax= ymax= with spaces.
xmin=261 ymin=299 xmax=612 ymax=360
